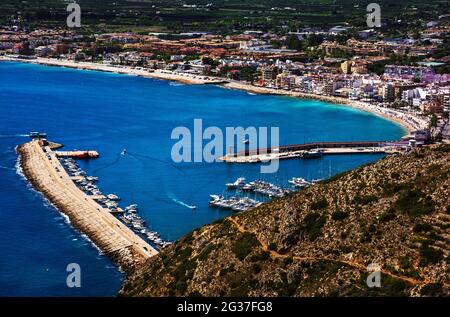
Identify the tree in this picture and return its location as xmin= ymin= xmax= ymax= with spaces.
xmin=202 ymin=57 xmax=220 ymax=68
xmin=286 ymin=35 xmax=302 ymax=51
xmin=429 ymin=114 xmax=438 ymax=128
xmin=302 ymin=34 xmax=324 ymax=50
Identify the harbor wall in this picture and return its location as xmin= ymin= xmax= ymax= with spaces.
xmin=18 ymin=140 xmax=158 ymax=273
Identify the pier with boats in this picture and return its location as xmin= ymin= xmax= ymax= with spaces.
xmin=17 ymin=137 xmax=164 ymax=272
xmin=219 ymin=140 xmax=410 ymax=163
xmin=59 ymin=154 xmax=172 ymax=249
xmin=209 ymin=176 xmax=318 ymax=212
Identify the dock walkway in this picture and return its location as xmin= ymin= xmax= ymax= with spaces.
xmin=18 ymin=140 xmax=158 ymax=272
xmin=220 ymin=141 xmax=406 ymax=163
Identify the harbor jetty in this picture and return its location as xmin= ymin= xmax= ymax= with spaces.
xmin=18 ymin=139 xmax=158 ymax=272
xmin=220 ymin=141 xmax=409 ymax=163
xmin=54 ymin=150 xmax=100 ymax=159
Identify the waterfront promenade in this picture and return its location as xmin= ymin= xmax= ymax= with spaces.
xmin=18 ymin=140 xmax=158 ymax=272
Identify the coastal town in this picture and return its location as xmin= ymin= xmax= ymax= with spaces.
xmin=0 ymin=13 xmax=449 ymax=143
xmin=0 ymin=0 xmax=449 ymax=301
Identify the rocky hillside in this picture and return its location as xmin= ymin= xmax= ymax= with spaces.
xmin=121 ymin=145 xmax=450 ymax=297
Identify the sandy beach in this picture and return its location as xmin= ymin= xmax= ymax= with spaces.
xmin=0 ymin=55 xmax=226 ymax=85
xmin=1 ymin=55 xmax=428 ymax=134
xmin=222 ymin=81 xmax=428 ymax=134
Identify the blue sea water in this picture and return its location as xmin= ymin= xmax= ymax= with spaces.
xmin=0 ymin=61 xmax=405 ymax=296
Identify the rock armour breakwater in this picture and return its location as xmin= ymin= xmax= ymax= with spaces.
xmin=18 ymin=140 xmax=158 ymax=273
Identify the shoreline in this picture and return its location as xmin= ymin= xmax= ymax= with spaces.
xmin=222 ymin=81 xmax=427 ymax=134
xmin=17 ymin=140 xmax=158 ymax=273
xmin=0 ymin=55 xmax=226 ymax=85
xmin=1 ymin=55 xmax=428 ymax=134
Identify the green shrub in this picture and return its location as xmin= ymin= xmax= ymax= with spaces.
xmin=420 ymin=245 xmax=443 ymax=265
xmin=310 ymin=199 xmax=328 ymax=210
xmin=228 ymin=272 xmax=247 ymax=289
xmin=172 ymin=259 xmax=197 ymax=280
xmin=173 ymin=280 xmax=187 ymax=293
xmin=381 ymin=182 xmax=409 ymax=196
xmin=233 ymin=232 xmax=260 ymax=261
xmin=353 ymin=195 xmax=378 ymax=205
xmin=268 ymin=242 xmax=278 ymax=251
xmin=380 ymin=208 xmax=396 ymax=222
xmin=399 ymin=257 xmax=412 ymax=271
xmin=283 ymin=257 xmax=293 ymax=267
xmin=252 ymin=263 xmax=262 ymax=274
xmin=219 ymin=264 xmax=235 ymax=276
xmin=428 ymin=232 xmax=444 ymax=241
xmin=395 ymin=190 xmax=434 ymax=217
xmin=175 ymin=247 xmax=192 ymax=262
xmin=303 ymin=213 xmax=326 ymax=241
xmin=331 ymin=210 xmax=349 ymax=221
xmin=197 ymin=243 xmax=215 ymax=261
xmin=359 ymin=223 xmax=377 ymax=243
xmin=413 ymin=223 xmax=433 ymax=233
xmin=250 ymin=251 xmax=270 ymax=262
xmin=420 ymin=283 xmax=443 ymax=296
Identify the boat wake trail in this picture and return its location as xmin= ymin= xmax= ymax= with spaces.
xmin=127 ymin=152 xmax=185 ymax=174
xmin=0 ymin=133 xmax=30 ymax=138
xmin=92 ymin=153 xmax=122 ymax=173
xmin=168 ymin=193 xmax=196 ymax=210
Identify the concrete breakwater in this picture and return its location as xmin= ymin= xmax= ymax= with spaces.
xmin=18 ymin=140 xmax=158 ymax=273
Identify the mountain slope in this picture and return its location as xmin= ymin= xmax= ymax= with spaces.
xmin=121 ymin=145 xmax=450 ymax=297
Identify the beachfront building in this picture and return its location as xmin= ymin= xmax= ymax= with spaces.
xmin=276 ymin=73 xmax=297 ymax=90
xmin=381 ymin=84 xmax=396 ymax=102
xmin=261 ymin=65 xmax=279 ymax=86
xmin=421 ymin=100 xmax=444 ymax=114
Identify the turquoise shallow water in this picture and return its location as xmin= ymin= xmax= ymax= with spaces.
xmin=0 ymin=61 xmax=405 ymax=296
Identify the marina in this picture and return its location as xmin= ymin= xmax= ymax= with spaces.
xmin=211 ymin=173 xmax=331 ymax=212
xmin=288 ymin=177 xmax=313 ymax=188
xmin=58 ymin=150 xmax=172 ymax=249
xmin=209 ymin=195 xmax=262 ymax=212
xmin=230 ymin=179 xmax=293 ymax=198
xmin=210 ymin=176 xmax=310 ymax=212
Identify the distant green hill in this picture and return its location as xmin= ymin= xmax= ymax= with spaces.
xmin=121 ymin=145 xmax=449 ymax=297
xmin=0 ymin=0 xmax=447 ymax=33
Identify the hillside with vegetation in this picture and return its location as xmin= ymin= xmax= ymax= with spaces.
xmin=0 ymin=0 xmax=447 ymax=33
xmin=121 ymin=145 xmax=450 ymax=297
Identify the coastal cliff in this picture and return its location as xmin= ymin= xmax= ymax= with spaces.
xmin=121 ymin=145 xmax=450 ymax=297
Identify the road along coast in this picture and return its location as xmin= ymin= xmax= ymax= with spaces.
xmin=18 ymin=139 xmax=158 ymax=273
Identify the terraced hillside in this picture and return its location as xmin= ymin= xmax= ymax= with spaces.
xmin=121 ymin=145 xmax=449 ymax=297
